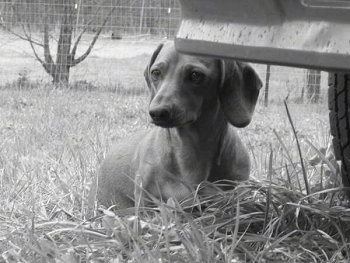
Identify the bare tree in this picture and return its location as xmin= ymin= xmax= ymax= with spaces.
xmin=2 ymin=0 xmax=115 ymax=86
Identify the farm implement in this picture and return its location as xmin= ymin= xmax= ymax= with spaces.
xmin=175 ymin=0 xmax=350 ymax=196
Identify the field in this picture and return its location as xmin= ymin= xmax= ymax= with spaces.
xmin=1 ymin=35 xmax=349 ymax=262
xmin=0 ymin=31 xmax=159 ymax=88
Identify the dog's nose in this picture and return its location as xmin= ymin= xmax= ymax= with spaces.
xmin=149 ymin=108 xmax=171 ymax=123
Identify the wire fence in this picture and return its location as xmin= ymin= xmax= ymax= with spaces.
xmin=0 ymin=0 xmax=180 ymax=35
xmin=0 ymin=0 xmax=328 ymax=104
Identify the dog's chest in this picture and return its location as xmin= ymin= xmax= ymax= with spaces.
xmin=167 ymin=142 xmax=217 ymax=184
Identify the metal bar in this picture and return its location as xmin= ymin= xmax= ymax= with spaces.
xmin=175 ymin=0 xmax=350 ymax=71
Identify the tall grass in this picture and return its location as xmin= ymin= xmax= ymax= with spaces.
xmin=0 ymin=85 xmax=348 ymax=262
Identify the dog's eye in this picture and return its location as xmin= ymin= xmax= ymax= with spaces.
xmin=151 ymin=69 xmax=161 ymax=81
xmin=190 ymin=71 xmax=204 ymax=83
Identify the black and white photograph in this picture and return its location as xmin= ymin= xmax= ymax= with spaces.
xmin=0 ymin=0 xmax=349 ymax=262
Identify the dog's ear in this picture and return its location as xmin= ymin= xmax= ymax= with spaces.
xmin=144 ymin=43 xmax=164 ymax=96
xmin=219 ymin=60 xmax=262 ymax=127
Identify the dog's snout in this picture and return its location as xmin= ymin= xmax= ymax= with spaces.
xmin=149 ymin=107 xmax=171 ymax=123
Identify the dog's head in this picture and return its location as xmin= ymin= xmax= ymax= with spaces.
xmin=144 ymin=42 xmax=262 ymax=128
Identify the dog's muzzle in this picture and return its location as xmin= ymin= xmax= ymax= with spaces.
xmin=149 ymin=107 xmax=172 ymax=126
xmin=149 ymin=106 xmax=191 ymax=128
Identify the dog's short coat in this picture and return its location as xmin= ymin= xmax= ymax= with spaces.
xmin=97 ymin=42 xmax=262 ymax=208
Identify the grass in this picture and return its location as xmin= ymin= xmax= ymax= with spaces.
xmin=0 ymin=32 xmax=348 ymax=261
xmin=0 ymin=83 xmax=348 ymax=262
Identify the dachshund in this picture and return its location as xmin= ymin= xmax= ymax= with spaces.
xmin=97 ymin=42 xmax=262 ymax=208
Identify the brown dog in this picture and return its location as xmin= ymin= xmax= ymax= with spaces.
xmin=97 ymin=42 xmax=262 ymax=208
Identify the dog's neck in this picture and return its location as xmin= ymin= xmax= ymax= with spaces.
xmin=182 ymin=104 xmax=226 ymax=140
xmin=161 ymin=103 xmax=228 ymax=184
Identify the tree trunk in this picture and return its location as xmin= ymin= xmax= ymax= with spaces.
xmin=306 ymin=69 xmax=321 ymax=103
xmin=54 ymin=1 xmax=75 ymax=85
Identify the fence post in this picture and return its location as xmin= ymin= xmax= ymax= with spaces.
xmin=139 ymin=0 xmax=145 ymax=33
xmin=75 ymin=0 xmax=82 ymax=37
xmin=264 ymin=64 xmax=271 ymax=107
xmin=306 ymin=69 xmax=321 ymax=103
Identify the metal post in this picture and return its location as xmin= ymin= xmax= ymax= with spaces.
xmin=75 ymin=0 xmax=82 ymax=37
xmin=264 ymin=64 xmax=271 ymax=107
xmin=139 ymin=0 xmax=145 ymax=34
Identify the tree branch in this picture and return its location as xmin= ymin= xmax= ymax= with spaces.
xmin=24 ymin=26 xmax=53 ymax=76
xmin=23 ymin=23 xmax=56 ymax=77
xmin=71 ymin=6 xmax=102 ymax=57
xmin=70 ymin=16 xmax=94 ymax=60
xmin=43 ymin=23 xmax=55 ymax=67
xmin=0 ymin=23 xmax=44 ymax=47
xmin=70 ymin=6 xmax=102 ymax=59
xmin=72 ymin=7 xmax=116 ymax=66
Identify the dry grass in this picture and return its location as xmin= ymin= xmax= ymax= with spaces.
xmin=0 ymin=83 xmax=349 ymax=262
xmin=0 ymin=33 xmax=348 ymax=261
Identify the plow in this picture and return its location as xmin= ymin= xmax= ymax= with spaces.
xmin=175 ymin=0 xmax=350 ymax=195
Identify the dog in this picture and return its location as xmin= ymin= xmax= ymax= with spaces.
xmin=97 ymin=42 xmax=262 ymax=209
